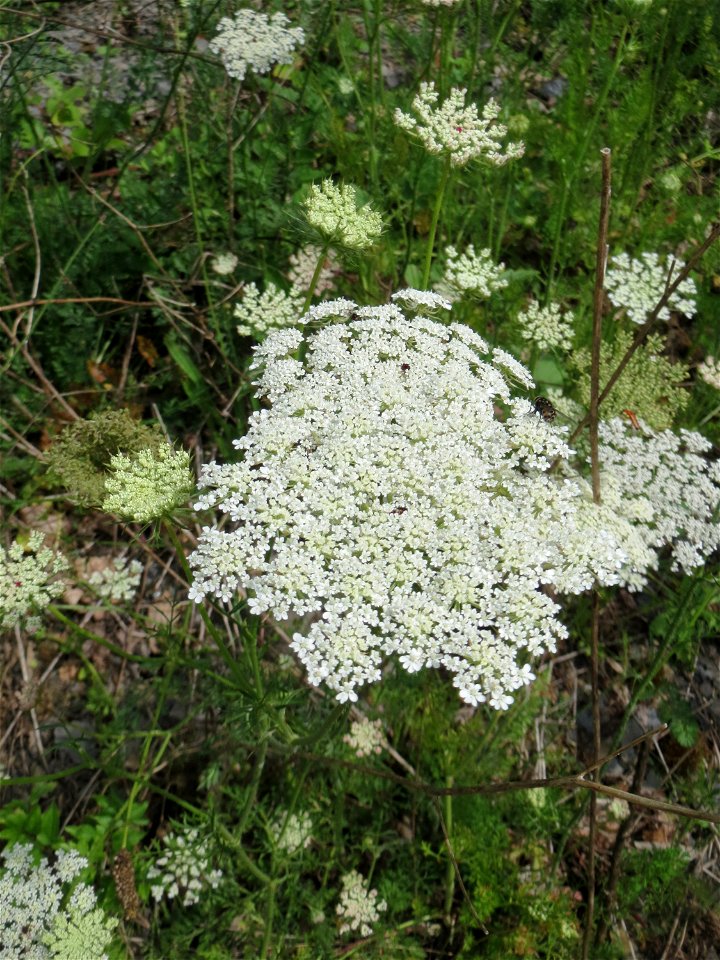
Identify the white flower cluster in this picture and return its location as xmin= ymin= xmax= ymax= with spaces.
xmin=147 ymin=826 xmax=222 ymax=907
xmin=0 ymin=532 xmax=68 ymax=632
xmin=595 ymin=418 xmax=720 ymax=583
xmin=269 ymin=810 xmax=314 ymax=854
xmin=422 ymin=0 xmax=463 ymax=6
xmin=391 ymin=288 xmax=451 ymax=313
xmin=87 ymin=556 xmax=143 ymax=603
xmin=605 ymin=251 xmax=697 ymax=324
xmin=337 ymin=870 xmax=387 ymax=937
xmin=344 ymin=717 xmax=386 ymax=758
xmin=209 ymin=9 xmax=305 ymax=83
xmin=394 ymin=81 xmax=525 ymax=167
xmin=189 ymin=299 xmax=649 ymax=709
xmin=102 ymin=445 xmax=194 ymax=523
xmin=436 ymin=244 xmax=508 ymax=301
xmin=0 ymin=844 xmax=118 ymax=959
xmin=211 ymin=252 xmax=238 ymax=276
xmin=519 ymin=300 xmax=575 ymax=351
xmin=305 ymin=180 xmax=383 ymax=250
xmin=698 ymin=356 xmax=720 ymax=391
xmin=236 ymin=281 xmax=304 ymax=339
xmin=288 ymin=245 xmax=339 ymax=295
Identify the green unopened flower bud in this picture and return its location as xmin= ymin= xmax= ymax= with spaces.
xmin=102 ymin=446 xmax=194 ymax=523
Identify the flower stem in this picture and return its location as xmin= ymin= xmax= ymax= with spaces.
xmin=422 ymin=158 xmax=452 ymax=289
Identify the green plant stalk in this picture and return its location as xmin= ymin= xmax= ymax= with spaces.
xmin=422 ymin=158 xmax=452 ymax=289
xmin=122 ymin=730 xmax=173 ymax=848
xmin=301 ymin=241 xmax=332 ymax=313
xmin=443 ymin=773 xmax=455 ymax=919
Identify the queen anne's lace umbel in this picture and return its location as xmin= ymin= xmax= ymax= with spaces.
xmin=605 ymin=251 xmax=697 ymax=324
xmin=188 ymin=298 xmax=663 ymax=709
xmin=209 ymin=10 xmax=305 ymax=83
xmin=394 ymin=81 xmax=525 ymax=167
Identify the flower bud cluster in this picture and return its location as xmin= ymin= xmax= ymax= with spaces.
xmin=102 ymin=445 xmax=194 ymax=523
xmin=304 ymin=180 xmax=383 ymax=250
xmin=394 ymin=81 xmax=525 ymax=167
xmin=698 ymin=355 xmax=720 ymax=391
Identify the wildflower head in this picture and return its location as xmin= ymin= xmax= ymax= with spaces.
xmin=269 ymin=810 xmax=314 ymax=854
xmin=235 ymin=282 xmax=304 ymax=339
xmin=211 ymin=252 xmax=238 ymax=276
xmin=147 ymin=825 xmax=222 ymax=907
xmin=304 ymin=180 xmax=383 ymax=250
xmin=189 ymin=297 xmax=640 ymax=709
xmin=519 ymin=300 xmax=575 ymax=352
xmin=0 ymin=843 xmax=118 ymax=959
xmin=344 ymin=717 xmax=386 ymax=758
xmin=0 ymin=532 xmax=68 ymax=632
xmin=288 ymin=245 xmax=339 ymax=295
xmin=102 ymin=445 xmax=194 ymax=524
xmin=394 ymin=81 xmax=525 ymax=167
xmin=605 ymin=251 xmax=697 ymax=324
xmin=435 ymin=244 xmax=508 ymax=301
xmin=337 ymin=870 xmax=387 ymax=937
xmin=697 ymin=355 xmax=720 ymax=391
xmin=209 ymin=9 xmax=305 ymax=83
xmin=86 ymin=555 xmax=143 ymax=603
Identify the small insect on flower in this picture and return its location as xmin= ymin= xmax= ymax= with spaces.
xmin=400 ymin=363 xmax=410 ymax=372
xmin=622 ymin=409 xmax=641 ymax=430
xmin=533 ymin=396 xmax=557 ymax=422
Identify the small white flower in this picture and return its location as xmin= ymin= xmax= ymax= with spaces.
xmin=0 ymin=532 xmax=68 ymax=631
xmin=337 ymin=870 xmax=387 ymax=937
xmin=288 ymin=245 xmax=339 ymax=295
xmin=147 ymin=825 xmax=222 ymax=908
xmin=519 ymin=300 xmax=574 ymax=351
xmin=269 ymin=810 xmax=314 ymax=854
xmin=435 ymin=244 xmax=507 ymax=301
xmin=236 ymin=281 xmax=304 ymax=339
xmin=210 ymin=10 xmax=305 ymax=83
xmin=211 ymin=252 xmax=238 ymax=276
xmin=305 ymin=180 xmax=383 ymax=250
xmin=87 ymin=556 xmax=143 ymax=603
xmin=698 ymin=355 xmax=720 ymax=391
xmin=605 ymin=251 xmax=697 ymax=324
xmin=394 ymin=81 xmax=525 ymax=167
xmin=300 ymin=297 xmax=359 ymax=325
xmin=391 ymin=288 xmax=451 ymax=313
xmin=344 ymin=718 xmax=386 ymax=758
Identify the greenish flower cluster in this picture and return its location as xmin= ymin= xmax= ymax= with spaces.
xmin=574 ymin=331 xmax=689 ymax=430
xmin=102 ymin=445 xmax=195 ymax=523
xmin=304 ymin=180 xmax=383 ymax=250
xmin=0 ymin=532 xmax=68 ymax=632
xmin=46 ymin=409 xmax=166 ymax=507
xmin=0 ymin=844 xmax=118 ymax=959
xmin=87 ymin=555 xmax=143 ymax=603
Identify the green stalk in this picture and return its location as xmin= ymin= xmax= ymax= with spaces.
xmin=301 ymin=241 xmax=331 ymax=313
xmin=422 ymin=158 xmax=452 ymax=289
xmin=443 ymin=774 xmax=455 ymax=919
